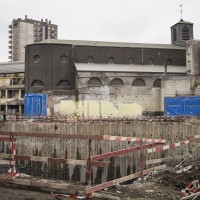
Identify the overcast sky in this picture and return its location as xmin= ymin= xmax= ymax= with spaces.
xmin=0 ymin=0 xmax=199 ymax=62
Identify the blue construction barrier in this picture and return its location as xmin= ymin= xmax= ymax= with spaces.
xmin=24 ymin=94 xmax=47 ymax=117
xmin=164 ymin=96 xmax=200 ymax=116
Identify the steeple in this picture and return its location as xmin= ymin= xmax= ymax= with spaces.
xmin=171 ymin=5 xmax=193 ymax=46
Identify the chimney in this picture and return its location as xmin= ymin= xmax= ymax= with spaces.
xmin=45 ymin=19 xmax=48 ymax=24
xmin=49 ymin=20 xmax=51 ymax=24
xmin=25 ymin=15 xmax=27 ymax=20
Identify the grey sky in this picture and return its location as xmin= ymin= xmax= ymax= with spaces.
xmin=0 ymin=0 xmax=199 ymax=62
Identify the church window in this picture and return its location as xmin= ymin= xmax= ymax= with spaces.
xmin=132 ymin=78 xmax=145 ymax=86
xmin=87 ymin=56 xmax=94 ymax=63
xmin=108 ymin=57 xmax=114 ymax=64
xmin=33 ymin=55 xmax=40 ymax=63
xmin=60 ymin=55 xmax=68 ymax=63
xmin=148 ymin=58 xmax=153 ymax=65
xmin=173 ymin=29 xmax=177 ymax=42
xmin=167 ymin=59 xmax=172 ymax=65
xmin=57 ymin=80 xmax=70 ymax=87
xmin=110 ymin=78 xmax=124 ymax=86
xmin=153 ymin=79 xmax=161 ymax=88
xmin=128 ymin=57 xmax=134 ymax=64
xmin=182 ymin=27 xmax=189 ymax=41
xmin=31 ymin=80 xmax=44 ymax=87
xmin=88 ymin=78 xmax=102 ymax=87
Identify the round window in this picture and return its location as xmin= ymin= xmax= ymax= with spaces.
xmin=60 ymin=55 xmax=68 ymax=63
xmin=128 ymin=58 xmax=134 ymax=64
xmin=33 ymin=55 xmax=40 ymax=63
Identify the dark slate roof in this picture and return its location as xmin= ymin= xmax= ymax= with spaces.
xmin=0 ymin=61 xmax=25 ymax=73
xmin=171 ymin=19 xmax=193 ymax=28
xmin=75 ymin=63 xmax=187 ymax=74
xmin=31 ymin=39 xmax=185 ymax=50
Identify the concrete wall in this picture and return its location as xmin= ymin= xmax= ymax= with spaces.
xmin=186 ymin=40 xmax=200 ymax=75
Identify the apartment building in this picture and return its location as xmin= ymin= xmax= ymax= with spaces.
xmin=8 ymin=15 xmax=58 ymax=62
xmin=0 ymin=61 xmax=25 ymax=120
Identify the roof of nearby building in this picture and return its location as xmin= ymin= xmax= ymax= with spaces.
xmin=0 ymin=61 xmax=24 ymax=73
xmin=32 ymin=39 xmax=185 ymax=50
xmin=75 ymin=63 xmax=187 ymax=74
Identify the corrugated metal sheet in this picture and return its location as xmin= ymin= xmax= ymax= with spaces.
xmin=24 ymin=94 xmax=47 ymax=117
xmin=0 ymin=61 xmax=24 ymax=73
xmin=75 ymin=63 xmax=187 ymax=74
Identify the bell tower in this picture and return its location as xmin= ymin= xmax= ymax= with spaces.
xmin=171 ymin=19 xmax=193 ymax=46
xmin=171 ymin=5 xmax=193 ymax=46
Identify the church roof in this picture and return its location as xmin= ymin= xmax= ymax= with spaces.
xmin=32 ymin=39 xmax=185 ymax=50
xmin=171 ymin=19 xmax=193 ymax=28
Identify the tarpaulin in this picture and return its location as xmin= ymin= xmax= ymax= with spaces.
xmin=164 ymin=96 xmax=200 ymax=116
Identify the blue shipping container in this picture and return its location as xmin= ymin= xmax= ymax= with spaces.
xmin=165 ymin=96 xmax=200 ymax=116
xmin=24 ymin=94 xmax=47 ymax=117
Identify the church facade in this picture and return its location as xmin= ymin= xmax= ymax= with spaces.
xmin=25 ymin=19 xmax=199 ymax=117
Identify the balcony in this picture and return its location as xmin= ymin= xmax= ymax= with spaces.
xmin=8 ymin=40 xmax=12 ymax=44
xmin=8 ymin=35 xmax=12 ymax=39
xmin=8 ymin=45 xmax=12 ymax=49
xmin=8 ymin=50 xmax=12 ymax=54
xmin=8 ymin=30 xmax=12 ymax=34
xmin=8 ymin=24 xmax=12 ymax=28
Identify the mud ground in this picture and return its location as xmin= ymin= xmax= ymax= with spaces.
xmin=0 ymin=168 xmax=200 ymax=200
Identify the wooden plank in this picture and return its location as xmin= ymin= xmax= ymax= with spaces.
xmin=86 ymin=164 xmax=166 ymax=194
xmin=145 ymin=155 xmax=186 ymax=165
xmin=0 ymin=160 xmax=15 ymax=165
xmin=90 ymin=161 xmax=109 ymax=167
xmin=0 ymin=153 xmax=14 ymax=159
xmin=91 ymin=143 xmax=161 ymax=161
xmin=0 ymin=137 xmax=16 ymax=142
xmin=1 ymin=179 xmax=87 ymax=192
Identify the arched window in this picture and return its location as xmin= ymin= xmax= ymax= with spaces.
xmin=132 ymin=78 xmax=145 ymax=86
xmin=153 ymin=79 xmax=161 ymax=88
xmin=173 ymin=29 xmax=177 ymax=42
xmin=88 ymin=78 xmax=102 ymax=87
xmin=57 ymin=80 xmax=70 ymax=87
xmin=31 ymin=80 xmax=44 ymax=87
xmin=182 ymin=27 xmax=189 ymax=41
xmin=110 ymin=78 xmax=124 ymax=86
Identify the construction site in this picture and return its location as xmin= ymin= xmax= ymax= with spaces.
xmin=0 ymin=115 xmax=200 ymax=200
xmin=1 ymin=12 xmax=200 ymax=200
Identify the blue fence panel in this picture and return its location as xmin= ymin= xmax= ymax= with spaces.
xmin=165 ymin=96 xmax=200 ymax=116
xmin=24 ymin=94 xmax=47 ymax=117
